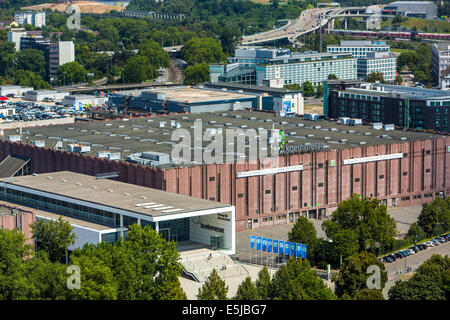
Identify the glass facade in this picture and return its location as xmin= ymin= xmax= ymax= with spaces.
xmin=0 ymin=187 xmax=119 ymax=227
xmin=0 ymin=186 xmax=192 ymax=244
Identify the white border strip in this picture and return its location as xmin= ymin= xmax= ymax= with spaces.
xmin=343 ymin=153 xmax=403 ymax=165
xmin=237 ymin=165 xmax=303 ymax=178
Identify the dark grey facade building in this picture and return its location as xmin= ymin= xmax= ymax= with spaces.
xmin=324 ymin=81 xmax=450 ymax=132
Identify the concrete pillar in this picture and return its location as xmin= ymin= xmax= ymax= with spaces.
xmin=120 ymin=214 xmax=124 ymax=241
xmin=137 ymin=218 xmax=141 ymax=226
xmin=155 ymin=221 xmax=159 ymax=233
xmin=344 ymin=19 xmax=347 ymax=30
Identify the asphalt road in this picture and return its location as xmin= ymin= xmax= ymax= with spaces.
xmin=382 ymin=240 xmax=450 ymax=298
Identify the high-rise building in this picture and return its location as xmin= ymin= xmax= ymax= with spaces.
xmin=7 ymin=28 xmax=27 ymax=51
xmin=324 ymin=80 xmax=450 ymax=132
xmin=210 ymin=47 xmax=357 ymax=87
xmin=432 ymin=42 xmax=450 ymax=89
xmin=327 ymin=40 xmax=390 ymax=59
xmin=20 ymin=36 xmax=75 ymax=83
xmin=357 ymin=51 xmax=397 ymax=82
xmin=14 ymin=11 xmax=46 ymax=28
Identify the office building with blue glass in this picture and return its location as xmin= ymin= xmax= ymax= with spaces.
xmin=210 ymin=47 xmax=357 ymax=87
xmin=0 ymin=171 xmax=235 ymax=253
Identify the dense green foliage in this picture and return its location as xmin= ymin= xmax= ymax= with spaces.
xmin=183 ymin=63 xmax=210 ymax=85
xmin=322 ymin=194 xmax=397 ymax=255
xmin=32 ymin=217 xmax=76 ymax=263
xmin=367 ymin=71 xmax=385 ymax=84
xmin=181 ymin=37 xmax=226 ymax=65
xmin=333 ymin=251 xmax=387 ymax=299
xmin=55 ymin=61 xmax=88 ymax=86
xmin=397 ymin=45 xmax=432 ymax=86
xmin=233 ymin=276 xmax=260 ymax=300
xmin=388 ymin=255 xmax=449 ymax=300
xmin=128 ymin=0 xmax=315 ymax=34
xmin=0 ymin=224 xmax=186 ymax=300
xmin=288 ymin=216 xmax=319 ymax=261
xmin=197 ymin=268 xmax=229 ymax=300
xmin=418 ymin=197 xmax=450 ymax=236
xmin=268 ymin=258 xmax=336 ymax=300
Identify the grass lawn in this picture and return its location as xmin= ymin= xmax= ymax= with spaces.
xmin=382 ymin=17 xmax=450 ymax=33
xmin=391 ymin=48 xmax=415 ymax=54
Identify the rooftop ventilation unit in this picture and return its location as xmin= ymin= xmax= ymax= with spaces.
xmin=108 ymin=189 xmax=113 ymax=192
xmin=372 ymin=122 xmax=383 ymax=130
xmin=383 ymin=124 xmax=394 ymax=131
xmin=76 ymin=182 xmax=82 ymax=186
xmin=61 ymin=179 xmax=67 ymax=182
xmin=359 ymin=141 xmax=366 ymax=145
xmin=123 ymin=192 xmax=130 ymax=196
xmin=92 ymin=185 xmax=97 ymax=189
xmin=47 ymin=176 xmax=53 ymax=179
xmin=400 ymin=137 xmax=407 ymax=141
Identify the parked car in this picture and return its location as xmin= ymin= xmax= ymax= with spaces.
xmin=400 ymin=250 xmax=410 ymax=257
xmin=410 ymin=246 xmax=420 ymax=253
xmin=431 ymin=240 xmax=440 ymax=246
xmin=406 ymin=249 xmax=415 ymax=255
xmin=388 ymin=254 xmax=397 ymax=261
xmin=385 ymin=256 xmax=394 ymax=263
xmin=394 ymin=252 xmax=403 ymax=259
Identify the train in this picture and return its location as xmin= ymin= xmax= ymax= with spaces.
xmin=331 ymin=29 xmax=450 ymax=41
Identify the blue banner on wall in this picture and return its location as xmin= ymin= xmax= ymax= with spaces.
xmin=285 ymin=242 xmax=290 ymax=255
xmin=262 ymin=238 xmax=267 ymax=252
xmin=250 ymin=236 xmax=255 ymax=249
xmin=267 ymin=239 xmax=272 ymax=253
xmin=296 ymin=243 xmax=302 ymax=258
xmin=290 ymin=243 xmax=296 ymax=256
xmin=279 ymin=241 xmax=284 ymax=254
xmin=256 ymin=237 xmax=261 ymax=251
xmin=273 ymin=240 xmax=279 ymax=253
xmin=302 ymin=244 xmax=307 ymax=259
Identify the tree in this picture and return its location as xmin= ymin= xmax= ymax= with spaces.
xmin=197 ymin=269 xmax=228 ymax=300
xmin=0 ymin=42 xmax=16 ymax=77
xmin=269 ymin=258 xmax=336 ymax=300
xmin=234 ymin=276 xmax=260 ymax=300
xmin=394 ymin=74 xmax=403 ymax=85
xmin=302 ymin=81 xmax=315 ymax=97
xmin=219 ymin=25 xmax=240 ymax=55
xmin=322 ymin=194 xmax=397 ymax=254
xmin=67 ymin=255 xmax=118 ymax=300
xmin=0 ymin=229 xmax=34 ymax=299
xmin=56 ymin=61 xmax=88 ymax=86
xmin=182 ymin=37 xmax=226 ymax=65
xmin=13 ymin=70 xmax=52 ymax=90
xmin=417 ymin=197 xmax=450 ymax=235
xmin=406 ymin=222 xmax=426 ymax=243
xmin=122 ymin=55 xmax=158 ymax=83
xmin=288 ymin=216 xmax=318 ymax=260
xmin=333 ymin=229 xmax=359 ymax=259
xmin=328 ymin=74 xmax=338 ymax=80
xmin=316 ymin=84 xmax=323 ymax=97
xmin=71 ymin=224 xmax=186 ymax=300
xmin=16 ymin=49 xmax=46 ymax=78
xmin=333 ymin=251 xmax=387 ymax=298
xmin=183 ymin=63 xmax=209 ymax=85
xmin=388 ymin=274 xmax=446 ymax=300
xmin=353 ymin=288 xmax=384 ymax=300
xmin=367 ymin=71 xmax=385 ymax=83
xmin=255 ymin=266 xmax=271 ymax=299
xmin=24 ymin=251 xmax=69 ymax=300
xmin=139 ymin=39 xmax=170 ymax=69
xmin=32 ymin=217 xmax=76 ymax=263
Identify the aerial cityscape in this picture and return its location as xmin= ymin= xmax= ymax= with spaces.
xmin=0 ymin=0 xmax=448 ymax=310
